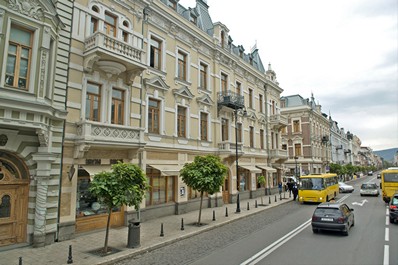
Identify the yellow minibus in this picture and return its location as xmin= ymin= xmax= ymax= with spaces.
xmin=381 ymin=167 xmax=398 ymax=203
xmin=298 ymin=173 xmax=339 ymax=203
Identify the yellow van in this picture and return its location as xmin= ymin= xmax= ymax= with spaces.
xmin=298 ymin=173 xmax=339 ymax=203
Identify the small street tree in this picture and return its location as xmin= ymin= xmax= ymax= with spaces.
xmin=180 ymin=155 xmax=227 ymax=225
xmin=89 ymin=162 xmax=148 ymax=253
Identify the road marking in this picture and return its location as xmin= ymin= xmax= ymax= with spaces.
xmin=240 ymin=195 xmax=350 ymax=265
xmin=351 ymin=199 xmax=368 ymax=206
xmin=384 ymin=245 xmax=389 ymax=265
xmin=386 ymin=208 xmax=389 ymax=215
xmin=386 ymin=216 xmax=389 ymax=225
xmin=385 ymin=227 xmax=389 ymax=242
xmin=240 ymin=219 xmax=311 ymax=265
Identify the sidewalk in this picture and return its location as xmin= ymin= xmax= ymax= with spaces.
xmin=0 ymin=192 xmax=292 ymax=265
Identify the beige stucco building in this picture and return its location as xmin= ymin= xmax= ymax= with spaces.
xmin=58 ymin=0 xmax=288 ymax=240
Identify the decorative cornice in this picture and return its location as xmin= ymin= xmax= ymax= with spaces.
xmin=8 ymin=0 xmax=44 ymax=20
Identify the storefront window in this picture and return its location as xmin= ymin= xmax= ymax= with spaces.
xmin=145 ymin=167 xmax=175 ymax=206
xmin=239 ymin=172 xmax=249 ymax=191
xmin=76 ymin=169 xmax=119 ymax=217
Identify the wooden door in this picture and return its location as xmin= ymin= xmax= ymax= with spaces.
xmin=222 ymin=174 xmax=230 ymax=203
xmin=0 ymin=184 xmax=28 ymax=246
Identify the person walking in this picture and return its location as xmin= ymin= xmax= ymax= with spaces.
xmin=292 ymin=182 xmax=298 ymax=201
xmin=278 ymin=182 xmax=282 ymax=195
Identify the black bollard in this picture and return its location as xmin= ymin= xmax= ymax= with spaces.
xmin=19 ymin=257 xmax=22 ymax=265
xmin=255 ymin=200 xmax=258 ymax=208
xmin=181 ymin=218 xmax=185 ymax=231
xmin=275 ymin=195 xmax=277 ymax=202
xmin=67 ymin=245 xmax=73 ymax=264
xmin=289 ymin=191 xmax=291 ymax=198
xmin=225 ymin=207 xmax=228 ymax=217
xmin=247 ymin=201 xmax=250 ymax=210
xmin=212 ymin=210 xmax=216 ymax=221
xmin=160 ymin=223 xmax=164 ymax=237
xmin=236 ymin=193 xmax=241 ymax=213
xmin=269 ymin=196 xmax=271 ymax=204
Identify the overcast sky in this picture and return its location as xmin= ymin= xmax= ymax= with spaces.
xmin=178 ymin=0 xmax=398 ymax=151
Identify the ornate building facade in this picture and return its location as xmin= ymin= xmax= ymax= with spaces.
xmin=0 ymin=0 xmax=73 ymax=247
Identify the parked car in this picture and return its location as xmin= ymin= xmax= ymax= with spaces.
xmin=389 ymin=193 xmax=398 ymax=224
xmin=311 ymin=202 xmax=355 ymax=236
xmin=338 ymin=182 xmax=354 ymax=193
xmin=360 ymin=182 xmax=379 ymax=196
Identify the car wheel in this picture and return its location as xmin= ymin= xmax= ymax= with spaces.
xmin=351 ymin=217 xmax=355 ymax=227
xmin=343 ymin=225 xmax=349 ymax=236
xmin=312 ymin=228 xmax=319 ymax=234
xmin=339 ymin=188 xmax=343 ymax=193
xmin=390 ymin=217 xmax=395 ymax=224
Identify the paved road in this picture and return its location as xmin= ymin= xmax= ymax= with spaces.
xmin=115 ymin=175 xmax=397 ymax=265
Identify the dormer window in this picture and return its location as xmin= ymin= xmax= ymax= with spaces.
xmin=168 ymin=0 xmax=177 ymax=10
xmin=190 ymin=15 xmax=197 ymax=25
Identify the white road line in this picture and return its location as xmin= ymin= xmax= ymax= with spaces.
xmin=386 ymin=208 xmax=389 ymax=216
xmin=385 ymin=227 xmax=389 ymax=242
xmin=240 ymin=219 xmax=312 ymax=265
xmin=386 ymin=216 xmax=389 ymax=225
xmin=383 ymin=245 xmax=389 ymax=265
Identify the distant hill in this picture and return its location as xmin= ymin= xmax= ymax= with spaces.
xmin=374 ymin=148 xmax=398 ymax=162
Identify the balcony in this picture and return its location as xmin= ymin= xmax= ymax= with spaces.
xmin=217 ymin=91 xmax=245 ymax=111
xmin=269 ymin=114 xmax=288 ymax=130
xmin=217 ymin=142 xmax=243 ymax=158
xmin=83 ymin=32 xmax=146 ymax=74
xmin=269 ymin=149 xmax=288 ymax=163
xmin=76 ymin=121 xmax=145 ymax=148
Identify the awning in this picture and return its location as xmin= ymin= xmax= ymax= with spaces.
xmin=239 ymin=165 xmax=262 ymax=173
xmin=148 ymin=164 xmax=182 ymax=176
xmin=256 ymin=165 xmax=277 ymax=173
xmin=81 ymin=165 xmax=112 ymax=179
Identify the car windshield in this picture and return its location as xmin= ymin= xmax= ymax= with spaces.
xmin=392 ymin=197 xmax=398 ymax=205
xmin=300 ymin=178 xmax=324 ymax=190
xmin=361 ymin=184 xmax=376 ymax=189
xmin=314 ymin=208 xmax=342 ymax=217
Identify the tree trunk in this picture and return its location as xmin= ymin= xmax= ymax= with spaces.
xmin=198 ymin=191 xmax=203 ymax=225
xmin=103 ymin=207 xmax=113 ymax=253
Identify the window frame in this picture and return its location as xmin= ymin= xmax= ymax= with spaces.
xmin=150 ymin=36 xmax=162 ymax=70
xmin=221 ymin=73 xmax=228 ymax=92
xmin=177 ymin=105 xmax=187 ymax=138
xmin=221 ymin=118 xmax=229 ymax=141
xmin=260 ymin=129 xmax=264 ymax=149
xmin=248 ymin=88 xmax=253 ymax=109
xmin=177 ymin=50 xmax=187 ymax=81
xmin=200 ymin=112 xmax=208 ymax=141
xmin=104 ymin=11 xmax=117 ymax=37
xmin=85 ymin=82 xmax=102 ymax=122
xmin=293 ymin=120 xmax=300 ymax=133
xmin=249 ymin=126 xmax=254 ymax=148
xmin=111 ymin=88 xmax=124 ymax=125
xmin=148 ymin=98 xmax=160 ymax=134
xmin=199 ymin=62 xmax=208 ymax=90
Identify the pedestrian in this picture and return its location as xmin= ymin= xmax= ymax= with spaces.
xmin=287 ymin=181 xmax=293 ymax=196
xmin=278 ymin=182 xmax=282 ymax=194
xmin=292 ymin=182 xmax=298 ymax=201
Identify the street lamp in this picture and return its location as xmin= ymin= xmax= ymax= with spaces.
xmin=235 ymin=108 xmax=246 ymax=213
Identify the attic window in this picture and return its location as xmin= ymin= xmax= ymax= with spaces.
xmin=123 ymin=20 xmax=129 ymax=28
xmin=190 ymin=15 xmax=197 ymax=24
xmin=168 ymin=0 xmax=177 ymax=10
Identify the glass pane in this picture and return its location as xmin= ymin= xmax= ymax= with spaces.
xmin=105 ymin=14 xmax=115 ymax=24
xmin=159 ymin=177 xmax=166 ymax=203
xmin=85 ymin=98 xmax=91 ymax=119
xmin=18 ymin=78 xmax=27 ymax=89
xmin=112 ymin=89 xmax=123 ymax=99
xmin=21 ymin=48 xmax=30 ymax=59
xmin=8 ymin=44 xmax=17 ymax=54
xmin=0 ymin=195 xmax=11 ymax=218
xmin=10 ymin=27 xmax=31 ymax=46
xmin=167 ymin=176 xmax=174 ymax=201
xmin=19 ymin=58 xmax=28 ymax=77
xmin=87 ymin=83 xmax=99 ymax=94
xmin=6 ymin=56 xmax=16 ymax=74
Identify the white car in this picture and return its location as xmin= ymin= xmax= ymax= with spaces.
xmin=339 ymin=182 xmax=354 ymax=193
xmin=360 ymin=182 xmax=379 ymax=196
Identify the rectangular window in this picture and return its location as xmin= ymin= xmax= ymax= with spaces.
xmin=249 ymin=88 xmax=253 ymax=109
xmin=150 ymin=37 xmax=162 ymax=70
xmin=111 ymin=88 xmax=124 ymax=125
xmin=260 ymin=129 xmax=264 ymax=149
xmin=122 ymin=31 xmax=128 ymax=42
xmin=259 ymin=94 xmax=263 ymax=113
xmin=221 ymin=73 xmax=228 ymax=92
xmin=282 ymin=144 xmax=287 ymax=150
xmin=148 ymin=98 xmax=160 ymax=134
xmin=281 ymin=126 xmax=287 ymax=134
xmin=5 ymin=26 xmax=32 ymax=90
xmin=250 ymin=126 xmax=254 ymax=148
xmin=177 ymin=106 xmax=186 ymax=138
xmin=177 ymin=51 xmax=187 ymax=81
xmin=295 ymin=143 xmax=302 ymax=156
xmin=221 ymin=118 xmax=229 ymax=141
xmin=237 ymin=123 xmax=242 ymax=143
xmin=190 ymin=15 xmax=197 ymax=24
xmin=236 ymin=82 xmax=241 ymax=95
xmin=145 ymin=169 xmax=175 ymax=206
xmin=104 ymin=12 xmax=117 ymax=37
xmin=199 ymin=62 xmax=207 ymax=89
xmin=200 ymin=112 xmax=208 ymax=141
xmin=293 ymin=120 xmax=300 ymax=133
xmin=86 ymin=83 xmax=101 ymax=121
xmin=90 ymin=17 xmax=98 ymax=34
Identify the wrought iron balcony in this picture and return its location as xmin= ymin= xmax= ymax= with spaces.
xmin=83 ymin=32 xmax=145 ymax=72
xmin=217 ymin=91 xmax=245 ymax=110
xmin=76 ymin=121 xmax=145 ymax=148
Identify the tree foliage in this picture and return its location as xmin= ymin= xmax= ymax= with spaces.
xmin=180 ymin=155 xmax=227 ymax=225
xmin=89 ymin=162 xmax=148 ymax=253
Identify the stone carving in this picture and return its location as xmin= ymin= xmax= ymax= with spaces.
xmin=36 ymin=129 xmax=49 ymax=147
xmin=8 ymin=0 xmax=44 ymax=20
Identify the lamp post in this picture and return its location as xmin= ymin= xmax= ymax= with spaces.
xmin=294 ymin=156 xmax=299 ymax=179
xmin=235 ymin=109 xmax=241 ymax=213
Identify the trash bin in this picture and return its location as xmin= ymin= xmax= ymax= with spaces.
xmin=127 ymin=220 xmax=140 ymax=248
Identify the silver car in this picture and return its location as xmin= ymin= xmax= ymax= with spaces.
xmin=339 ymin=182 xmax=354 ymax=193
xmin=360 ymin=182 xmax=379 ymax=196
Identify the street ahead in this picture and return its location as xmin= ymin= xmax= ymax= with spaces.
xmin=117 ymin=175 xmax=397 ymax=265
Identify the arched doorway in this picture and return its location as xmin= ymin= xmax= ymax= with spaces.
xmin=0 ymin=151 xmax=29 ymax=247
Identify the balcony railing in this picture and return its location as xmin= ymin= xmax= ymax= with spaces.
xmin=76 ymin=121 xmax=145 ymax=147
xmin=269 ymin=114 xmax=288 ymax=129
xmin=217 ymin=91 xmax=245 ymax=110
xmin=218 ymin=142 xmax=243 ymax=152
xmin=84 ymin=32 xmax=144 ymax=69
xmin=270 ymin=149 xmax=288 ymax=158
